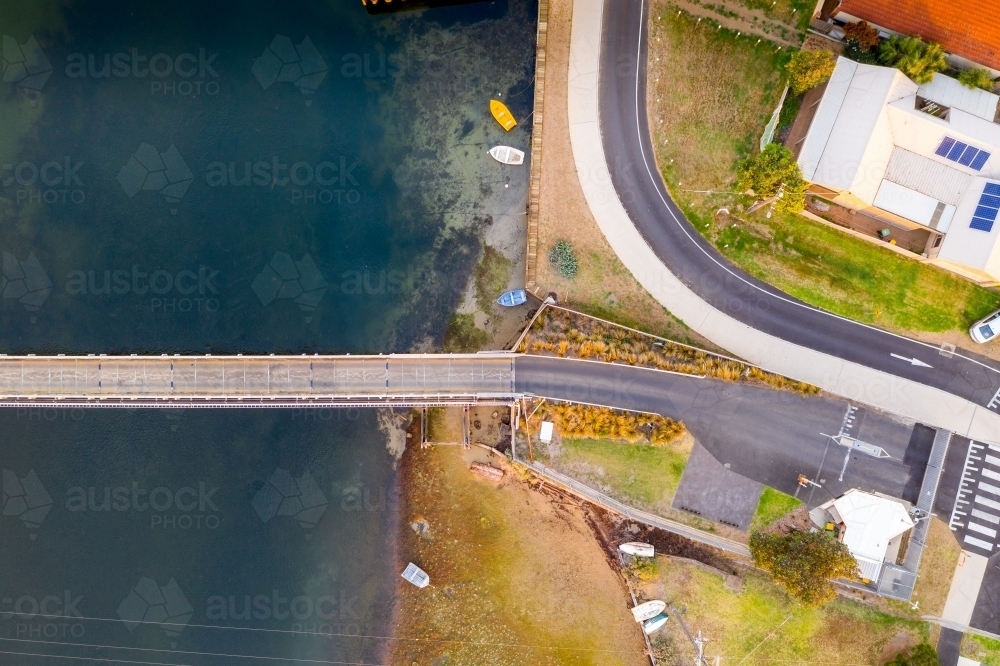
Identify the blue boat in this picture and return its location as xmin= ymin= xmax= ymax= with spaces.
xmin=642 ymin=613 xmax=669 ymax=635
xmin=497 ymin=289 xmax=527 ymax=307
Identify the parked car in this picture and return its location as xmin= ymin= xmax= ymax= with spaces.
xmin=970 ymin=309 xmax=1000 ymax=344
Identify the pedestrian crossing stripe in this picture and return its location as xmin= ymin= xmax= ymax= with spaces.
xmin=965 ymin=534 xmax=993 ymax=551
xmin=979 ymin=481 xmax=1000 ymax=496
xmin=976 ymin=495 xmax=1000 ymax=511
xmin=969 ymin=522 xmax=998 ymax=538
xmin=986 ymin=454 xmax=1000 ymax=466
xmin=984 ymin=468 xmax=1000 ymax=482
xmin=972 ymin=509 xmax=1000 ymax=524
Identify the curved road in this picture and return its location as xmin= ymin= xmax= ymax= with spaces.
xmin=597 ymin=0 xmax=1000 ymax=411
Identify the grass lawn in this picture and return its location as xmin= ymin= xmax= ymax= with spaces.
xmin=638 ymin=557 xmax=929 ymax=665
xmin=648 ymin=7 xmax=1000 ymax=336
xmin=911 ymin=517 xmax=961 ymax=617
xmin=964 ymin=634 xmax=1000 ymax=665
xmin=750 ymin=486 xmax=802 ymax=531
xmin=551 ymin=436 xmax=693 ymax=511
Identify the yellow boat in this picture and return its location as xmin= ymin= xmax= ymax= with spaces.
xmin=490 ymin=99 xmax=517 ymax=131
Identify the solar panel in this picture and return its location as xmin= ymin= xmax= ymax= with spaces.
xmin=936 ymin=136 xmax=956 ymax=157
xmin=959 ymin=145 xmax=979 ymax=166
xmin=948 ymin=141 xmax=969 ymax=161
xmin=935 ymin=136 xmax=990 ymax=171
xmin=969 ymin=185 xmax=1000 ymax=233
xmin=971 ymin=217 xmax=996 ymax=232
xmin=971 ymin=150 xmax=991 ymax=171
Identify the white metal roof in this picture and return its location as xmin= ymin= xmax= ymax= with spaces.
xmin=884 ymin=147 xmax=972 ymax=207
xmin=798 ymin=58 xmax=857 ymax=182
xmin=938 ymin=178 xmax=1000 ymax=277
xmin=833 ymin=490 xmax=914 ymax=568
xmin=873 ymin=180 xmax=956 ymax=230
xmin=919 ymin=73 xmax=1000 ymax=122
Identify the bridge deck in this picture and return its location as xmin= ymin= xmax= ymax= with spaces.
xmin=0 ymin=354 xmax=517 ymax=407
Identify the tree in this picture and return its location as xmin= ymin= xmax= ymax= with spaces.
xmin=886 ymin=643 xmax=940 ymax=666
xmin=785 ymin=49 xmax=837 ymax=95
xmin=548 ymin=240 xmax=578 ymax=278
xmin=878 ymin=36 xmax=947 ymax=84
xmin=749 ymin=530 xmax=858 ymax=606
xmin=843 ymin=21 xmax=879 ymax=53
xmin=736 ymin=144 xmax=807 ymax=213
xmin=958 ymin=67 xmax=996 ymax=92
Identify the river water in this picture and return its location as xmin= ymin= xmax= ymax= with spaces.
xmin=0 ymin=0 xmax=537 ymax=663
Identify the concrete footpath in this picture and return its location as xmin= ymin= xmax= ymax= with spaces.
xmin=565 ymin=0 xmax=1000 ymax=444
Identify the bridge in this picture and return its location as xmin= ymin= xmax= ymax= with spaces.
xmin=0 ymin=354 xmax=516 ymax=407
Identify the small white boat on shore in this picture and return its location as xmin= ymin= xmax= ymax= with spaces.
xmin=631 ymin=600 xmax=666 ymax=623
xmin=489 ymin=145 xmax=525 ymax=165
xmin=401 ymin=562 xmax=430 ymax=588
xmin=619 ymin=542 xmax=655 ymax=558
xmin=642 ymin=612 xmax=669 ymax=634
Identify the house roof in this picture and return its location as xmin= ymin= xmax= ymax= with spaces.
xmin=838 ymin=0 xmax=1000 ymax=71
xmin=938 ymin=178 xmax=1000 ymax=274
xmin=832 ymin=490 xmax=914 ymax=575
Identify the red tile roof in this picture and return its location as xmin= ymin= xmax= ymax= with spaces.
xmin=838 ymin=0 xmax=1000 ymax=71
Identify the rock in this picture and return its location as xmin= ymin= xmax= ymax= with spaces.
xmin=411 ymin=517 xmax=432 ymax=539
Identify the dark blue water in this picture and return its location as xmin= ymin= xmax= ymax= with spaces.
xmin=0 ymin=0 xmax=537 ymax=354
xmin=0 ymin=407 xmax=401 ymax=664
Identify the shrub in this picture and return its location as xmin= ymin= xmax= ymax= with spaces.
xmin=842 ymin=21 xmax=879 ymax=53
xmin=785 ymin=49 xmax=837 ymax=95
xmin=958 ymin=67 xmax=996 ymax=92
xmin=843 ymin=39 xmax=880 ymax=65
xmin=878 ymin=36 xmax=947 ymax=84
xmin=548 ymin=240 xmax=578 ymax=278
xmin=736 ymin=144 xmax=807 ymax=213
xmin=749 ymin=530 xmax=858 ymax=606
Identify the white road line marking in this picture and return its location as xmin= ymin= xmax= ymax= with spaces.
xmin=976 ymin=495 xmax=1000 ymax=511
xmin=989 ymin=386 xmax=1000 ymax=410
xmin=984 ymin=469 xmax=1000 ymax=482
xmin=972 ymin=509 xmax=1000 ymax=524
xmin=964 ymin=534 xmax=994 ymax=550
xmin=990 ymin=443 xmax=1000 ymax=453
xmin=971 ymin=455 xmax=983 ymax=461
xmin=987 ymin=454 xmax=1000 ymax=467
xmin=890 ymin=353 xmax=933 ymax=368
xmin=968 ymin=522 xmax=998 ymax=538
xmin=980 ymin=482 xmax=1000 ymax=496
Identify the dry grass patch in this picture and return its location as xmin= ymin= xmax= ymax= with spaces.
xmin=392 ymin=443 xmax=648 ymax=665
xmin=910 ymin=517 xmax=961 ymax=617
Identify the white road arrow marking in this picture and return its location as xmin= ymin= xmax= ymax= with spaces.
xmin=890 ymin=353 xmax=933 ymax=368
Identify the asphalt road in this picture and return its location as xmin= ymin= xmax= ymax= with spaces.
xmin=516 ymin=356 xmax=933 ymax=506
xmin=597 ymin=0 xmax=1000 ymax=411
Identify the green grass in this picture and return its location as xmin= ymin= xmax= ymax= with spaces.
xmin=553 ymin=437 xmax=692 ymax=510
xmin=963 ymin=634 xmax=1000 ymax=665
xmin=644 ymin=557 xmax=928 ymax=665
xmin=650 ymin=12 xmax=1000 ymax=335
xmin=474 ymin=245 xmax=512 ymax=313
xmin=751 ymin=486 xmax=802 ymax=530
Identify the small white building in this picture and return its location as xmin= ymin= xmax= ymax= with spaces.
xmin=812 ymin=489 xmax=915 ymax=581
xmin=797 ymin=58 xmax=1000 ymax=283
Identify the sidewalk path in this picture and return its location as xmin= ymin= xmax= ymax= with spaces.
xmin=566 ymin=0 xmax=1000 ymax=444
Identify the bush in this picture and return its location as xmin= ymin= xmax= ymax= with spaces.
xmin=548 ymin=240 xmax=578 ymax=278
xmin=958 ymin=67 xmax=996 ymax=92
xmin=878 ymin=36 xmax=947 ymax=84
xmin=749 ymin=530 xmax=858 ymax=606
xmin=843 ymin=39 xmax=880 ymax=65
xmin=736 ymin=144 xmax=807 ymax=213
xmin=886 ymin=643 xmax=940 ymax=666
xmin=842 ymin=21 xmax=878 ymax=53
xmin=785 ymin=49 xmax=837 ymax=95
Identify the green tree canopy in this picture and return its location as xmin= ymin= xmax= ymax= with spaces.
xmin=958 ymin=67 xmax=996 ymax=92
xmin=886 ymin=643 xmax=940 ymax=666
xmin=785 ymin=49 xmax=837 ymax=95
xmin=878 ymin=36 xmax=947 ymax=84
xmin=749 ymin=530 xmax=858 ymax=606
xmin=736 ymin=144 xmax=807 ymax=213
